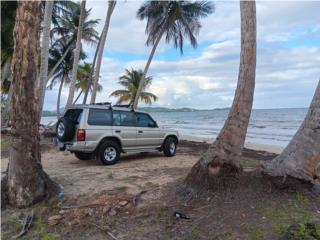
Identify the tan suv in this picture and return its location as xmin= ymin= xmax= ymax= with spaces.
xmin=55 ymin=103 xmax=179 ymax=165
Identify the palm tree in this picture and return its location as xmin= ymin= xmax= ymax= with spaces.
xmin=47 ymin=42 xmax=87 ymax=118
xmin=110 ymin=69 xmax=157 ymax=105
xmin=47 ymin=1 xmax=99 ymax=82
xmin=263 ymin=81 xmax=320 ymax=186
xmin=89 ymin=0 xmax=117 ymax=104
xmin=182 ymin=1 xmax=256 ymax=192
xmin=132 ymin=1 xmax=214 ymax=109
xmin=38 ymin=1 xmax=54 ymax=122
xmin=66 ymin=0 xmax=87 ymax=108
xmin=74 ymin=62 xmax=103 ymax=103
xmin=6 ymin=1 xmax=59 ymax=207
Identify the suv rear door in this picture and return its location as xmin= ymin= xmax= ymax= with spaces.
xmin=112 ymin=111 xmax=137 ymax=149
xmin=136 ymin=113 xmax=164 ymax=148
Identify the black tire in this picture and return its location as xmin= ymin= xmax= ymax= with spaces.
xmin=74 ymin=152 xmax=92 ymax=160
xmin=56 ymin=117 xmax=76 ymax=141
xmin=163 ymin=137 xmax=177 ymax=157
xmin=98 ymin=141 xmax=120 ymax=165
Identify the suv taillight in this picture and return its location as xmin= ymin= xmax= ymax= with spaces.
xmin=77 ymin=129 xmax=85 ymax=141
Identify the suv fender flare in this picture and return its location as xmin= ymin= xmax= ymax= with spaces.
xmin=95 ymin=137 xmax=123 ymax=153
xmin=162 ymin=135 xmax=179 ymax=147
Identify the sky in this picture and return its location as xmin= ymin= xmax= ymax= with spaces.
xmin=44 ymin=1 xmax=320 ymax=110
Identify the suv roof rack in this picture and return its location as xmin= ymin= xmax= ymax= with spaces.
xmin=92 ymin=102 xmax=112 ymax=109
xmin=112 ymin=104 xmax=135 ymax=111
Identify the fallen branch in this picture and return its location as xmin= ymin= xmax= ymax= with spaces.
xmin=132 ymin=190 xmax=148 ymax=206
xmin=12 ymin=210 xmax=34 ymax=239
xmin=89 ymin=222 xmax=119 ymax=240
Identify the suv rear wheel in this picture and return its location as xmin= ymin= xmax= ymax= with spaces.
xmin=98 ymin=141 xmax=120 ymax=165
xmin=163 ymin=137 xmax=177 ymax=157
xmin=74 ymin=152 xmax=92 ymax=160
xmin=56 ymin=117 xmax=76 ymax=141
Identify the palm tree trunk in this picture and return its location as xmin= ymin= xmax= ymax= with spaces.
xmin=38 ymin=0 xmax=54 ymax=122
xmin=83 ymin=32 xmax=102 ymax=104
xmin=65 ymin=0 xmax=86 ymax=109
xmin=6 ymin=1 xmax=59 ymax=207
xmin=56 ymin=78 xmax=64 ymax=119
xmin=182 ymin=1 xmax=256 ymax=192
xmin=46 ymin=43 xmax=73 ymax=82
xmin=133 ymin=27 xmax=165 ymax=110
xmin=90 ymin=0 xmax=116 ymax=104
xmin=73 ymin=89 xmax=83 ymax=104
xmin=263 ymin=81 xmax=320 ymax=185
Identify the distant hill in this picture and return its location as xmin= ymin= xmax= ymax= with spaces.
xmin=138 ymin=107 xmax=201 ymax=112
xmin=42 ymin=110 xmax=57 ymax=117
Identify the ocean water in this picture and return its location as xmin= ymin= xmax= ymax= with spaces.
xmin=41 ymin=108 xmax=307 ymax=147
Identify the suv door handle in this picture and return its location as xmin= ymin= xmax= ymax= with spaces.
xmin=115 ymin=130 xmax=121 ymax=133
xmin=138 ymin=130 xmax=143 ymax=134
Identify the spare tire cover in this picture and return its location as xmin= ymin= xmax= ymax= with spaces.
xmin=56 ymin=117 xmax=76 ymax=141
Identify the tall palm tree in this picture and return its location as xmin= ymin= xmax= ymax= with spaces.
xmin=6 ymin=1 xmax=59 ymax=207
xmin=90 ymin=0 xmax=117 ymax=104
xmin=38 ymin=1 xmax=54 ymax=122
xmin=133 ymin=0 xmax=214 ymax=109
xmin=110 ymin=69 xmax=157 ymax=105
xmin=182 ymin=1 xmax=256 ymax=192
xmin=47 ymin=1 xmax=99 ymax=82
xmin=74 ymin=62 xmax=103 ymax=103
xmin=263 ymin=81 xmax=320 ymax=186
xmin=67 ymin=0 xmax=86 ymax=108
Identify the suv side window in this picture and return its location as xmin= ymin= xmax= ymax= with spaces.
xmin=113 ymin=111 xmax=136 ymax=127
xmin=136 ymin=113 xmax=156 ymax=127
xmin=88 ymin=109 xmax=112 ymax=126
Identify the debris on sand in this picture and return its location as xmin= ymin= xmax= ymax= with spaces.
xmin=48 ymin=215 xmax=62 ymax=226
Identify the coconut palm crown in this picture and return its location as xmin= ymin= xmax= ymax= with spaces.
xmin=137 ymin=1 xmax=214 ymax=54
xmin=110 ymin=69 xmax=158 ymax=105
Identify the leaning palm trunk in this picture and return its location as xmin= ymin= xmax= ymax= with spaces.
xmin=263 ymin=81 xmax=320 ymax=185
xmin=73 ymin=89 xmax=83 ymax=104
xmin=83 ymin=33 xmax=102 ymax=104
xmin=38 ymin=0 xmax=54 ymax=122
xmin=90 ymin=0 xmax=116 ymax=104
xmin=56 ymin=78 xmax=65 ymax=119
xmin=133 ymin=28 xmax=165 ymax=110
xmin=6 ymin=1 xmax=59 ymax=207
xmin=46 ymin=43 xmax=73 ymax=82
xmin=182 ymin=1 xmax=256 ymax=192
xmin=65 ymin=0 xmax=86 ymax=108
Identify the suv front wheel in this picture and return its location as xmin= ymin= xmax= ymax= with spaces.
xmin=98 ymin=141 xmax=120 ymax=165
xmin=163 ymin=137 xmax=177 ymax=157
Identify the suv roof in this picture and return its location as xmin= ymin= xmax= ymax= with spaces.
xmin=67 ymin=104 xmax=148 ymax=114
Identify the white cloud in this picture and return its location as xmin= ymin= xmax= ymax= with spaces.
xmin=44 ymin=1 xmax=320 ymax=110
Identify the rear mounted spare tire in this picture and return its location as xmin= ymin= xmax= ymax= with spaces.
xmin=56 ymin=117 xmax=76 ymax=141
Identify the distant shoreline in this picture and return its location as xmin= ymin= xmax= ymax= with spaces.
xmin=42 ymin=106 xmax=308 ymax=115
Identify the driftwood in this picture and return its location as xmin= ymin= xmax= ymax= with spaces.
xmin=12 ymin=210 xmax=34 ymax=239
